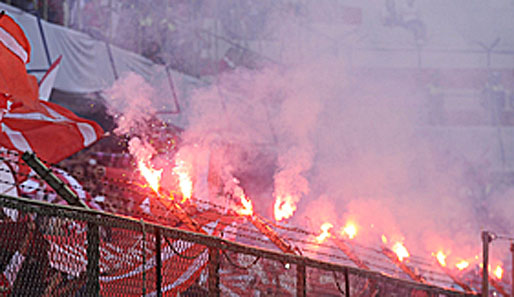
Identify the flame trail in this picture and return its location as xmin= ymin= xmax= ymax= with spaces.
xmin=435 ymin=251 xmax=447 ymax=267
xmin=274 ymin=195 xmax=296 ymax=222
xmin=341 ymin=221 xmax=357 ymax=240
xmin=493 ymin=265 xmax=503 ymax=280
xmin=381 ymin=238 xmax=425 ymax=283
xmin=316 ymin=222 xmax=333 ymax=243
xmin=456 ymin=260 xmax=470 ymax=270
xmin=232 ymin=185 xmax=254 ymax=216
xmin=391 ymin=242 xmax=410 ymax=262
xmin=137 ymin=160 xmax=163 ymax=194
xmin=433 ymin=251 xmax=475 ymax=293
xmin=173 ymin=158 xmax=193 ymax=202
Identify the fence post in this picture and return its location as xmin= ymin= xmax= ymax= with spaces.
xmin=482 ymin=231 xmax=492 ymax=297
xmin=297 ymin=264 xmax=306 ymax=297
xmin=87 ymin=222 xmax=100 ymax=297
xmin=344 ymin=267 xmax=350 ymax=297
xmin=155 ymin=228 xmax=162 ymax=297
xmin=208 ymin=248 xmax=220 ymax=297
xmin=510 ymin=242 xmax=513 ymax=297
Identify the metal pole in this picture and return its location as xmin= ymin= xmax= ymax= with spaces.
xmin=105 ymin=42 xmax=119 ymax=80
xmin=35 ymin=11 xmax=52 ymax=66
xmin=22 ymin=152 xmax=88 ymax=208
xmin=155 ymin=228 xmax=162 ymax=297
xmin=296 ymin=264 xmax=306 ymax=297
xmin=482 ymin=231 xmax=490 ymax=297
xmin=208 ymin=248 xmax=220 ymax=297
xmin=345 ymin=267 xmax=350 ymax=297
xmin=511 ymin=243 xmax=514 ymax=297
xmin=86 ymin=222 xmax=100 ymax=297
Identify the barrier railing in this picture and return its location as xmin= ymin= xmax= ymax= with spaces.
xmin=0 ymin=194 xmax=478 ymax=297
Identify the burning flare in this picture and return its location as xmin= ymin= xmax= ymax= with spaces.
xmin=173 ymin=159 xmax=193 ymax=202
xmin=316 ymin=223 xmax=333 ymax=243
xmin=392 ymin=242 xmax=410 ymax=262
xmin=435 ymin=251 xmax=447 ymax=267
xmin=456 ymin=260 xmax=470 ymax=270
xmin=274 ymin=195 xmax=296 ymax=221
xmin=233 ymin=185 xmax=254 ymax=216
xmin=341 ymin=221 xmax=357 ymax=240
xmin=137 ymin=160 xmax=163 ymax=194
xmin=493 ymin=265 xmax=503 ymax=279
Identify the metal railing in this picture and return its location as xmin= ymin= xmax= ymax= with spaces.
xmin=0 ymin=194 xmax=478 ymax=297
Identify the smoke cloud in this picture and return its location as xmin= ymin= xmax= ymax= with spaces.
xmin=103 ymin=0 xmax=514 ymax=271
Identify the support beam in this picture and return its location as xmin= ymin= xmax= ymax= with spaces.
xmin=208 ymin=248 xmax=220 ymax=297
xmin=331 ymin=238 xmax=369 ymax=270
xmin=345 ymin=267 xmax=351 ymax=297
xmin=381 ymin=246 xmax=426 ymax=283
xmin=155 ymin=228 xmax=162 ymax=297
xmin=436 ymin=263 xmax=475 ymax=293
xmin=250 ymin=215 xmax=297 ymax=254
xmin=482 ymin=231 xmax=492 ymax=297
xmin=511 ymin=243 xmax=514 ymax=297
xmin=86 ymin=222 xmax=100 ymax=297
xmin=297 ymin=264 xmax=306 ymax=297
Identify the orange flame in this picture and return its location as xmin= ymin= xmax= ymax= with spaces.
xmin=435 ymin=251 xmax=447 ymax=267
xmin=233 ymin=186 xmax=253 ymax=216
xmin=456 ymin=260 xmax=470 ymax=270
xmin=392 ymin=242 xmax=410 ymax=262
xmin=173 ymin=159 xmax=193 ymax=202
xmin=137 ymin=160 xmax=163 ymax=194
xmin=493 ymin=265 xmax=503 ymax=279
xmin=274 ymin=195 xmax=296 ymax=221
xmin=316 ymin=223 xmax=333 ymax=243
xmin=341 ymin=221 xmax=357 ymax=239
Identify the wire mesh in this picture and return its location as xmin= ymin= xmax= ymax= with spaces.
xmin=306 ymin=266 xmax=346 ymax=296
xmin=220 ymin=253 xmax=296 ymax=296
xmin=0 ymin=194 xmax=479 ymax=297
xmin=99 ymin=226 xmax=156 ymax=296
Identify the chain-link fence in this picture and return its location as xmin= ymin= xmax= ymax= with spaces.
xmin=0 ymin=194 xmax=479 ymax=297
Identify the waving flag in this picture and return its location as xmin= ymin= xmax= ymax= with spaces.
xmin=38 ymin=56 xmax=62 ymax=101
xmin=0 ymin=11 xmax=39 ymax=111
xmin=0 ymin=12 xmax=103 ymax=163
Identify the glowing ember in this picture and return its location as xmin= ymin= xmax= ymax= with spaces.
xmin=233 ymin=186 xmax=254 ymax=216
xmin=435 ymin=251 xmax=447 ymax=267
xmin=392 ymin=242 xmax=410 ymax=262
xmin=341 ymin=222 xmax=357 ymax=239
xmin=316 ymin=223 xmax=333 ymax=243
xmin=493 ymin=265 xmax=503 ymax=279
xmin=173 ymin=159 xmax=193 ymax=202
xmin=381 ymin=235 xmax=388 ymax=244
xmin=274 ymin=195 xmax=296 ymax=221
xmin=137 ymin=160 xmax=163 ymax=194
xmin=456 ymin=260 xmax=470 ymax=270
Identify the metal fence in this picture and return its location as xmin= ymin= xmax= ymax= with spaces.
xmin=0 ymin=194 xmax=478 ymax=297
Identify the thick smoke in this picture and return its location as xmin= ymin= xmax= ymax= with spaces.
xmin=104 ymin=0 xmax=513 ymax=268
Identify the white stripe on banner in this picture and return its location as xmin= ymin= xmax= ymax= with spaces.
xmin=4 ymin=105 xmax=98 ymax=148
xmin=3 ymin=111 xmax=63 ymax=122
xmin=76 ymin=122 xmax=97 ymax=146
xmin=1 ymin=123 xmax=32 ymax=152
xmin=0 ymin=27 xmax=28 ymax=63
xmin=43 ymin=104 xmax=98 ymax=147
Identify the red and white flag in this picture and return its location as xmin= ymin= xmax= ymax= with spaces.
xmin=0 ymin=12 xmax=103 ymax=164
xmin=38 ymin=55 xmax=62 ymax=101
